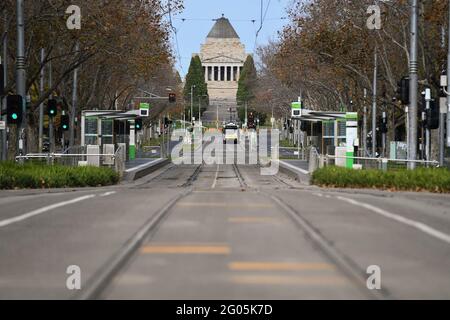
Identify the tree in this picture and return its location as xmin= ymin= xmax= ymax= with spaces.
xmin=1 ymin=0 xmax=183 ymax=153
xmin=237 ymin=55 xmax=257 ymax=105
xmin=183 ymin=55 xmax=208 ymax=117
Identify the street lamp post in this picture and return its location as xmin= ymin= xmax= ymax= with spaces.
xmin=447 ymin=0 xmax=450 ymax=147
xmin=190 ymin=85 xmax=195 ymax=123
xmin=408 ymin=0 xmax=419 ymax=169
xmin=16 ymin=0 xmax=26 ymax=154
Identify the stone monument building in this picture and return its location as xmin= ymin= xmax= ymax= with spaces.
xmin=195 ymin=16 xmax=249 ymax=103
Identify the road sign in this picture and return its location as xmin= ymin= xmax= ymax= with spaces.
xmin=291 ymin=101 xmax=302 ymax=118
xmin=291 ymin=102 xmax=302 ymax=109
xmin=0 ymin=121 xmax=5 ymax=130
xmin=139 ymin=102 xmax=150 ymax=117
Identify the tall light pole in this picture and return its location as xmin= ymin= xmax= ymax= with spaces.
xmin=363 ymin=88 xmax=368 ymax=156
xmin=190 ymin=85 xmax=195 ymax=123
xmin=2 ymin=11 xmax=8 ymax=160
xmin=408 ymin=0 xmax=419 ymax=169
xmin=16 ymin=0 xmax=26 ymax=154
xmin=447 ymin=0 xmax=450 ymax=147
xmin=70 ymin=41 xmax=79 ymax=147
xmin=39 ymin=49 xmax=45 ymax=152
xmin=372 ymin=49 xmax=378 ymax=157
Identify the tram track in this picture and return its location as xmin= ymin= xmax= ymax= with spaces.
xmin=74 ymin=165 xmax=203 ymax=300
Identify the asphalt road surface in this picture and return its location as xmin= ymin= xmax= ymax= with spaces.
xmin=0 ymin=162 xmax=449 ymax=299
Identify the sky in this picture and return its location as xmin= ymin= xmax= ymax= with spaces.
xmin=169 ymin=0 xmax=292 ymax=78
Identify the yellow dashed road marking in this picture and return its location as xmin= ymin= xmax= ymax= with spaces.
xmin=228 ymin=262 xmax=335 ymax=271
xmin=228 ymin=217 xmax=282 ymax=224
xmin=177 ymin=202 xmax=273 ymax=208
xmin=141 ymin=245 xmax=231 ymax=255
xmin=230 ymin=275 xmax=347 ymax=286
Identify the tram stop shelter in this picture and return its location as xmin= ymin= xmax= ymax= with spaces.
xmin=81 ymin=110 xmax=140 ymax=161
xmin=291 ymin=103 xmax=359 ymax=169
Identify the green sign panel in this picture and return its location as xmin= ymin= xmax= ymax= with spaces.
xmin=291 ymin=102 xmax=302 ymax=109
xmin=140 ymin=102 xmax=150 ymax=110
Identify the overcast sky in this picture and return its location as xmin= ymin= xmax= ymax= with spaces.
xmin=169 ymin=0 xmax=291 ymax=77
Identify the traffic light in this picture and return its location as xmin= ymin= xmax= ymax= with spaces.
xmin=61 ymin=115 xmax=69 ymax=131
xmin=6 ymin=95 xmax=23 ymax=124
xmin=396 ymin=76 xmax=410 ymax=105
xmin=169 ymin=93 xmax=176 ymax=103
xmin=426 ymin=100 xmax=439 ymax=130
xmin=135 ymin=118 xmax=143 ymax=131
xmin=47 ymin=99 xmax=57 ymax=117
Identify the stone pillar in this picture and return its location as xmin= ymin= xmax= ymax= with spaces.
xmin=204 ymin=65 xmax=208 ymax=82
xmin=218 ymin=66 xmax=222 ymax=81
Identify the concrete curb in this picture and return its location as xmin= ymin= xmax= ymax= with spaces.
xmin=123 ymin=158 xmax=170 ymax=181
xmin=279 ymin=160 xmax=311 ymax=185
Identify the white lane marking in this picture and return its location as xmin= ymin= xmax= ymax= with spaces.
xmin=313 ymin=192 xmax=323 ymax=197
xmin=125 ymin=158 xmax=162 ymax=173
xmin=336 ymin=196 xmax=450 ymax=245
xmin=0 ymin=195 xmax=96 ymax=228
xmin=100 ymin=191 xmax=116 ymax=197
xmin=211 ymin=164 xmax=220 ymax=189
xmin=279 ymin=160 xmax=309 ymax=175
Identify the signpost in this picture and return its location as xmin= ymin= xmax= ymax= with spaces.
xmin=345 ymin=112 xmax=358 ymax=169
xmin=139 ymin=102 xmax=150 ymax=117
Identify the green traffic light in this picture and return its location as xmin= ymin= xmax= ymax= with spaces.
xmin=12 ymin=113 xmax=18 ymax=120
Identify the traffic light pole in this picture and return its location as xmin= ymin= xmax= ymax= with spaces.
xmin=363 ymin=89 xmax=368 ymax=156
xmin=447 ymin=0 xmax=450 ymax=147
xmin=372 ymin=49 xmax=378 ymax=157
xmin=408 ymin=0 xmax=419 ymax=169
xmin=1 ymin=14 xmax=7 ymax=160
xmin=425 ymin=88 xmax=431 ymax=161
xmin=39 ymin=48 xmax=44 ymax=152
xmin=70 ymin=42 xmax=79 ymax=148
xmin=382 ymin=111 xmax=387 ymax=157
xmin=16 ymin=0 xmax=27 ymax=155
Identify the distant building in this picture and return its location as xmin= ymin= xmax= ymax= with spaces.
xmin=194 ymin=16 xmax=249 ymax=103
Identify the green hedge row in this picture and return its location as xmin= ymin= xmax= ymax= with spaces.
xmin=0 ymin=162 xmax=120 ymax=189
xmin=311 ymin=166 xmax=450 ymax=193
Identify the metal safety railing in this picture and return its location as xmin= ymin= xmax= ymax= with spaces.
xmin=324 ymin=154 xmax=440 ymax=170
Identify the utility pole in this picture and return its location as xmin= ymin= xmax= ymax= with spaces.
xmin=372 ymin=49 xmax=378 ymax=157
xmin=382 ymin=111 xmax=387 ymax=157
xmin=363 ymin=88 xmax=368 ymax=156
xmin=70 ymin=42 xmax=79 ymax=148
xmin=16 ymin=0 xmax=26 ymax=155
xmin=49 ymin=59 xmax=54 ymax=153
xmin=39 ymin=49 xmax=44 ymax=152
xmin=447 ymin=0 xmax=450 ymax=147
xmin=245 ymin=101 xmax=248 ymax=127
xmin=424 ymin=88 xmax=431 ymax=161
xmin=198 ymin=96 xmax=201 ymax=125
xmin=1 ymin=12 xmax=8 ymax=160
xmin=190 ymin=85 xmax=195 ymax=124
xmin=408 ymin=0 xmax=419 ymax=169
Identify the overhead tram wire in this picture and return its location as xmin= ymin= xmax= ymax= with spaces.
xmin=168 ymin=1 xmax=184 ymax=73
xmin=254 ymin=0 xmax=271 ymax=53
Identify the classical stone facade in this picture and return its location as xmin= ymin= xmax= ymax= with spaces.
xmin=195 ymin=17 xmax=249 ymax=102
